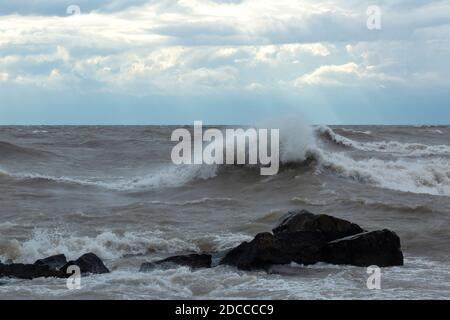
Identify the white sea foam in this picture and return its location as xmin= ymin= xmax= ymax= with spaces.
xmin=318 ymin=150 xmax=450 ymax=196
xmin=340 ymin=128 xmax=372 ymax=135
xmin=0 ymin=228 xmax=251 ymax=264
xmin=114 ymin=164 xmax=217 ymax=190
xmin=0 ymin=229 xmax=197 ymax=263
xmin=150 ymin=197 xmax=237 ymax=206
xmin=0 ymin=256 xmax=448 ymax=299
xmin=317 ymin=126 xmax=450 ymax=156
xmin=355 ymin=140 xmax=450 ymax=156
xmin=0 ymin=164 xmax=218 ymax=191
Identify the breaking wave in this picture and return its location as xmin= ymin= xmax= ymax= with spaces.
xmin=1 ymin=124 xmax=449 ymax=197
xmin=317 ymin=149 xmax=450 ymax=196
xmin=0 ymin=228 xmax=251 ymax=264
xmin=340 ymin=128 xmax=372 ymax=135
xmin=149 ymin=197 xmax=237 ymax=206
xmin=0 ymin=164 xmax=217 ymax=191
xmin=317 ymin=126 xmax=450 ymax=156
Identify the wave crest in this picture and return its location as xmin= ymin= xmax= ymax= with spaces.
xmin=316 ymin=126 xmax=450 ymax=156
xmin=0 ymin=228 xmax=251 ymax=264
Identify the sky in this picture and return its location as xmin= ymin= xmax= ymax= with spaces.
xmin=0 ymin=0 xmax=449 ymax=125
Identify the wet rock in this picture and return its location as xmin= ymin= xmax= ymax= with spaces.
xmin=321 ymin=229 xmax=404 ymax=267
xmin=61 ymin=253 xmax=109 ymax=275
xmin=140 ymin=254 xmax=212 ymax=272
xmin=273 ymin=209 xmax=365 ymax=241
xmin=0 ymin=262 xmax=64 ymax=279
xmin=34 ymin=254 xmax=67 ymax=271
xmin=1 ymin=253 xmax=108 ymax=279
xmin=220 ymin=231 xmax=327 ymax=270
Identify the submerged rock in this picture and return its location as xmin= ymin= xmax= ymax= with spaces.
xmin=0 ymin=262 xmax=64 ymax=279
xmin=140 ymin=254 xmax=212 ymax=272
xmin=273 ymin=209 xmax=365 ymax=241
xmin=1 ymin=253 xmax=108 ymax=279
xmin=61 ymin=253 xmax=109 ymax=275
xmin=220 ymin=231 xmax=326 ymax=270
xmin=321 ymin=229 xmax=404 ymax=267
xmin=34 ymin=254 xmax=67 ymax=271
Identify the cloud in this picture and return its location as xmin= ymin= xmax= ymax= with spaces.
xmin=25 ymin=46 xmax=70 ymax=63
xmin=1 ymin=0 xmax=450 ymax=124
xmin=0 ymin=40 xmax=336 ymax=94
xmin=0 ymin=72 xmax=9 ymax=81
xmin=292 ymin=62 xmax=403 ymax=87
xmin=293 ymin=62 xmax=360 ymax=87
xmin=245 ymin=82 xmax=264 ymax=90
xmin=14 ymin=68 xmax=66 ymax=88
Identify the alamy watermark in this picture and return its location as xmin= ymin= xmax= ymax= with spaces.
xmin=367 ymin=5 xmax=381 ymax=30
xmin=66 ymin=265 xmax=81 ymax=290
xmin=366 ymin=265 xmax=381 ymax=290
xmin=171 ymin=121 xmax=280 ymax=175
xmin=66 ymin=5 xmax=81 ymax=16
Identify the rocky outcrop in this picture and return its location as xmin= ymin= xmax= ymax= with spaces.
xmin=140 ymin=254 xmax=212 ymax=272
xmin=61 ymin=253 xmax=110 ymax=275
xmin=273 ymin=209 xmax=365 ymax=241
xmin=321 ymin=230 xmax=404 ymax=267
xmin=34 ymin=254 xmax=67 ymax=271
xmin=0 ymin=209 xmax=404 ymax=280
xmin=0 ymin=262 xmax=64 ymax=279
xmin=221 ymin=210 xmax=403 ymax=270
xmin=220 ymin=231 xmax=326 ymax=270
xmin=0 ymin=253 xmax=109 ymax=279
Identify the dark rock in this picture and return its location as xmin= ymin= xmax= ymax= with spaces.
xmin=1 ymin=253 xmax=108 ymax=279
xmin=0 ymin=262 xmax=64 ymax=279
xmin=34 ymin=254 xmax=67 ymax=270
xmin=140 ymin=254 xmax=212 ymax=272
xmin=273 ymin=209 xmax=365 ymax=241
xmin=61 ymin=253 xmax=109 ymax=275
xmin=321 ymin=229 xmax=404 ymax=267
xmin=220 ymin=231 xmax=327 ymax=270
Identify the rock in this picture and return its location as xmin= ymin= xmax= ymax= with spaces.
xmin=273 ymin=209 xmax=365 ymax=241
xmin=34 ymin=254 xmax=67 ymax=270
xmin=61 ymin=253 xmax=109 ymax=275
xmin=220 ymin=231 xmax=326 ymax=270
xmin=321 ymin=229 xmax=404 ymax=267
xmin=140 ymin=254 xmax=212 ymax=272
xmin=0 ymin=262 xmax=64 ymax=279
xmin=1 ymin=253 xmax=109 ymax=279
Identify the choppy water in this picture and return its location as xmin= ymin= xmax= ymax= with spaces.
xmin=0 ymin=124 xmax=449 ymax=299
